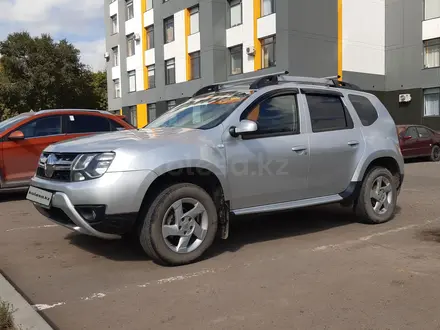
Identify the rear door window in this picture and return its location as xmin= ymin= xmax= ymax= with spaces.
xmin=109 ymin=119 xmax=126 ymax=131
xmin=416 ymin=127 xmax=432 ymax=138
xmin=64 ymin=114 xmax=111 ymax=133
xmin=348 ymin=94 xmax=378 ymax=126
xmin=305 ymin=93 xmax=353 ymax=133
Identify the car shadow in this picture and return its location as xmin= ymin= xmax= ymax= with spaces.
xmin=66 ymin=232 xmax=149 ymax=262
xmin=0 ymin=191 xmax=26 ymax=203
xmin=205 ymin=204 xmax=366 ymax=260
xmin=66 ymin=204 xmax=368 ymax=263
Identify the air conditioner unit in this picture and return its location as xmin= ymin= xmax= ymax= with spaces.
xmin=134 ymin=33 xmax=141 ymax=41
xmin=246 ymin=46 xmax=255 ymax=56
xmin=399 ymin=94 xmax=412 ymax=103
xmin=104 ymin=52 xmax=110 ymax=59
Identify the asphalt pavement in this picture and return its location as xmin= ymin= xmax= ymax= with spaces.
xmin=1 ymin=161 xmax=440 ymax=330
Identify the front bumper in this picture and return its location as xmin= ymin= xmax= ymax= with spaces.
xmin=29 ymin=170 xmax=158 ymax=239
xmin=34 ymin=192 xmax=123 ymax=239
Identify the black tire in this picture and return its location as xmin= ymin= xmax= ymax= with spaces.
xmin=430 ymin=145 xmax=440 ymax=162
xmin=354 ymin=167 xmax=397 ymax=224
xmin=139 ymin=183 xmax=218 ymax=266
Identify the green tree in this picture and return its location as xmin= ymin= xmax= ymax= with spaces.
xmin=0 ymin=32 xmax=102 ymax=117
xmin=91 ymin=71 xmax=108 ymax=110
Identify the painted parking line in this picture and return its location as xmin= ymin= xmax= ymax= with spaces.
xmin=31 ymin=217 xmax=440 ymax=312
xmin=5 ymin=224 xmax=58 ymax=232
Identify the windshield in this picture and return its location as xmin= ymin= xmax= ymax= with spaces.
xmin=0 ymin=113 xmax=32 ymax=133
xmin=146 ymin=91 xmax=251 ymax=130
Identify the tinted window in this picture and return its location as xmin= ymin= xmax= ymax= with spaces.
xmin=109 ymin=119 xmax=126 ymax=131
xmin=19 ymin=116 xmax=62 ymax=138
xmin=65 ymin=115 xmax=110 ymax=133
xmin=405 ymin=127 xmax=418 ymax=139
xmin=417 ymin=127 xmax=432 ymax=138
xmin=348 ymin=94 xmax=378 ymax=126
xmin=241 ymin=94 xmax=298 ymax=135
xmin=306 ymin=94 xmax=351 ymax=133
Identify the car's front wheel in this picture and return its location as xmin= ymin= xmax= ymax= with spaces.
xmin=355 ymin=167 xmax=397 ymax=224
xmin=139 ymin=183 xmax=218 ymax=266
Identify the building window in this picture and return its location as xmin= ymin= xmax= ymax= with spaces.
xmin=146 ymin=0 xmax=153 ymax=10
xmin=148 ymin=65 xmax=155 ymax=88
xmin=112 ymin=46 xmax=119 ymax=67
xmin=129 ymin=106 xmax=137 ymax=127
xmin=190 ymin=51 xmax=201 ymax=80
xmin=424 ymin=0 xmax=440 ymax=20
xmin=128 ymin=70 xmax=136 ymax=92
xmin=111 ymin=15 xmax=118 ymax=34
xmin=146 ymin=25 xmax=154 ymax=49
xmin=164 ymin=16 xmax=175 ymax=43
xmin=230 ymin=45 xmax=243 ymax=75
xmin=127 ymin=34 xmax=136 ymax=57
xmin=424 ymin=88 xmax=440 ymax=117
xmin=165 ymin=58 xmax=176 ymax=85
xmin=148 ymin=103 xmax=157 ymax=122
xmin=189 ymin=6 xmax=199 ymax=34
xmin=229 ymin=0 xmax=242 ymax=27
xmin=261 ymin=0 xmax=275 ymax=16
xmin=424 ymin=38 xmax=440 ymax=68
xmin=126 ymin=0 xmax=134 ymax=20
xmin=114 ymin=79 xmax=121 ymax=98
xmin=167 ymin=100 xmax=176 ymax=111
xmin=261 ymin=35 xmax=276 ymax=68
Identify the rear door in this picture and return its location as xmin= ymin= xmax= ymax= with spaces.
xmin=2 ymin=115 xmax=63 ymax=183
xmin=416 ymin=126 xmax=433 ymax=156
xmin=303 ymin=89 xmax=365 ymax=197
xmin=63 ymin=114 xmax=113 ymax=140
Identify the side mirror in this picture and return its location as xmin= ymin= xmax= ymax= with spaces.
xmin=229 ymin=120 xmax=258 ymax=138
xmin=402 ymin=135 xmax=412 ymax=141
xmin=8 ymin=130 xmax=25 ymax=141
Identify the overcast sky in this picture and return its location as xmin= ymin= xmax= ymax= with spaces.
xmin=0 ymin=0 xmax=105 ymax=71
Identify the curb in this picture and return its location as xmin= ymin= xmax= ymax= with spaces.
xmin=0 ymin=273 xmax=53 ymax=330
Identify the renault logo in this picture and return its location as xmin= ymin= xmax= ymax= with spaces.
xmin=44 ymin=154 xmax=57 ymax=178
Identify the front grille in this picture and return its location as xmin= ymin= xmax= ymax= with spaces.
xmin=36 ymin=152 xmax=79 ymax=182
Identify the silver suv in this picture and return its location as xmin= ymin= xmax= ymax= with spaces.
xmin=26 ymin=72 xmax=404 ymax=266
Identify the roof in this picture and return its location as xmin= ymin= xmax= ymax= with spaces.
xmin=37 ymin=109 xmax=109 ymax=115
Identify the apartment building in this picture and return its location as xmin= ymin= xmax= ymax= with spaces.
xmin=104 ymin=0 xmax=440 ymax=129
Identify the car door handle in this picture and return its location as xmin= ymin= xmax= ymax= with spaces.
xmin=348 ymin=140 xmax=359 ymax=147
xmin=292 ymin=146 xmax=308 ymax=154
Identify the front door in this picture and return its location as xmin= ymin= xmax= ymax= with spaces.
xmin=303 ymin=91 xmax=365 ymax=197
xmin=224 ymin=91 xmax=310 ymax=210
xmin=400 ymin=126 xmax=420 ymax=158
xmin=2 ymin=115 xmax=63 ymax=184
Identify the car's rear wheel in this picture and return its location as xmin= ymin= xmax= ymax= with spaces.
xmin=355 ymin=167 xmax=397 ymax=224
xmin=139 ymin=183 xmax=218 ymax=266
xmin=430 ymin=145 xmax=440 ymax=162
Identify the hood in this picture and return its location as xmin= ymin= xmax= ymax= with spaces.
xmin=45 ymin=127 xmax=216 ymax=153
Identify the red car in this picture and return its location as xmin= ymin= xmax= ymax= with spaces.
xmin=0 ymin=109 xmax=134 ymax=192
xmin=397 ymin=124 xmax=440 ymax=161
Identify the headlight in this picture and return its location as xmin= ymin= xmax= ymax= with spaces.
xmin=71 ymin=152 xmax=115 ymax=181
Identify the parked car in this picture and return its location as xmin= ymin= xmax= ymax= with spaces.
xmin=397 ymin=124 xmax=440 ymax=162
xmin=0 ymin=109 xmax=134 ymax=191
xmin=27 ymin=72 xmax=404 ymax=266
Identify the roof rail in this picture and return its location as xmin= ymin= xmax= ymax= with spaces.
xmin=193 ymin=71 xmax=289 ymax=97
xmin=193 ymin=71 xmax=361 ymax=97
